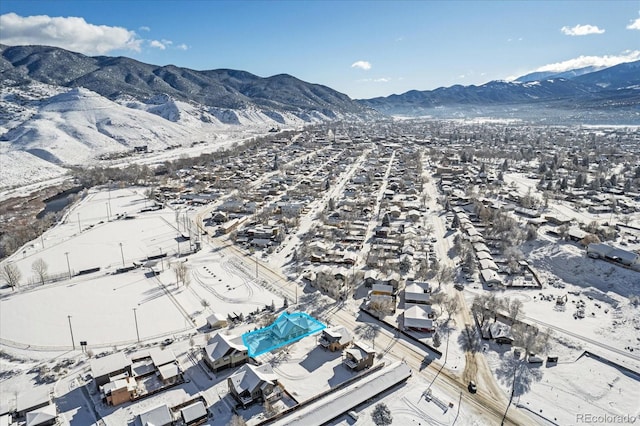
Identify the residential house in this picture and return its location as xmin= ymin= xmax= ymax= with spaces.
xmin=227 ymin=363 xmax=282 ymax=408
xmin=404 ymin=282 xmax=431 ymax=305
xmin=488 ymin=321 xmax=514 ymax=345
xmin=138 ymin=404 xmax=173 ymax=426
xmin=149 ymin=348 xmax=182 ymax=385
xmin=363 ymin=270 xmax=378 ymax=287
xmin=343 ymin=341 xmax=375 ymax=371
xmin=203 ymin=333 xmax=249 ymax=372
xmin=480 ymin=269 xmax=503 ymax=287
xmin=587 ymin=243 xmax=640 ymax=270
xmin=90 ymin=352 xmax=132 ymax=388
xmin=16 ymin=388 xmax=52 ymax=418
xmin=318 ymin=326 xmax=353 ymax=352
xmin=101 ymin=377 xmax=137 ymax=406
xmin=371 ymin=283 xmax=394 ymax=296
xmin=403 ymin=305 xmax=434 ymax=332
xmin=180 ymin=401 xmax=208 ymax=425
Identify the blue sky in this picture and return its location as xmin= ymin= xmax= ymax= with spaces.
xmin=1 ymin=1 xmax=639 ymax=99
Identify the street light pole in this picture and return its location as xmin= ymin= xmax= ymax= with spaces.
xmin=159 ymin=248 xmax=164 ymax=272
xmin=133 ymin=308 xmax=140 ymax=343
xmin=77 ymin=213 xmax=81 ymax=233
xmin=119 ymin=242 xmax=125 ymax=267
xmin=67 ymin=315 xmax=76 ymax=350
xmin=64 ymin=252 xmax=71 ymax=279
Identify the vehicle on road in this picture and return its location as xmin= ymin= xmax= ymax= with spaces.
xmin=468 ymin=380 xmax=477 ymax=393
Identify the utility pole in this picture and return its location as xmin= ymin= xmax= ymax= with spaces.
xmin=119 ymin=242 xmax=125 ymax=267
xmin=133 ymin=308 xmax=140 ymax=343
xmin=77 ymin=213 xmax=81 ymax=233
xmin=106 ymin=202 xmax=110 ymax=221
xmin=159 ymin=248 xmax=164 ymax=272
xmin=108 ymin=180 xmax=112 ymax=218
xmin=67 ymin=315 xmax=76 ymax=350
xmin=64 ymin=252 xmax=71 ymax=279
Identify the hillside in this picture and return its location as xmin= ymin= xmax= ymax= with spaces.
xmin=0 ymin=44 xmax=373 ymax=118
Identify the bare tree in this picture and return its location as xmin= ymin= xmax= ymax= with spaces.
xmin=368 ymin=298 xmax=395 ymax=318
xmin=172 ymin=261 xmax=189 ymax=286
xmin=442 ymin=294 xmax=460 ymax=322
xmin=508 ymin=299 xmax=524 ymax=322
xmin=512 ymin=323 xmax=550 ymax=356
xmin=436 ymin=265 xmax=455 ymax=290
xmin=31 ymin=258 xmax=49 ymax=285
xmin=0 ymin=262 xmax=21 ymax=290
xmin=471 ymin=293 xmax=500 ymax=326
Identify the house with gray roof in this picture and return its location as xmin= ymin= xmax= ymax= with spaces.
xmin=227 ymin=363 xmax=282 ymax=408
xmin=203 ymin=333 xmax=248 ymax=372
xmin=318 ymin=326 xmax=353 ymax=352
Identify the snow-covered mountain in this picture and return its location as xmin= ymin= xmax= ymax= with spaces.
xmin=358 ymin=61 xmax=640 ymax=122
xmin=514 ymin=65 xmax=607 ymax=83
xmin=0 ymin=82 xmax=335 ymax=190
xmin=0 ymin=43 xmax=381 ymax=190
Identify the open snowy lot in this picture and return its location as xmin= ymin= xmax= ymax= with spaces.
xmin=0 ymin=187 xmax=283 ymax=350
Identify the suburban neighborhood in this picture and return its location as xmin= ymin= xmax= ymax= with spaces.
xmin=1 ymin=120 xmax=640 ymax=426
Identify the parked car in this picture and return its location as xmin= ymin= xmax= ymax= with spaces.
xmin=468 ymin=380 xmax=477 ymax=393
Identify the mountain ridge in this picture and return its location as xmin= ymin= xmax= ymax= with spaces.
xmin=0 ymin=44 xmax=374 ymax=119
xmin=357 ymin=61 xmax=640 ymax=121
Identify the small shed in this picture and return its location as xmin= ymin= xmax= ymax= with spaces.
xmin=207 ymin=312 xmax=229 ymax=329
xmin=25 ymin=404 xmax=57 ymax=426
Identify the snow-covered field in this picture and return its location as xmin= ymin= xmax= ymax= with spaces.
xmin=0 ymin=187 xmax=283 ymax=350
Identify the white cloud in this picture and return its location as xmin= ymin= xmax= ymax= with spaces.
xmin=351 ymin=60 xmax=372 ymax=70
xmin=359 ymin=77 xmax=390 ymax=83
xmin=560 ymin=24 xmax=605 ymax=36
xmin=534 ymin=51 xmax=640 ymax=73
xmin=0 ymin=14 xmax=187 ymax=55
xmin=150 ymin=40 xmax=166 ymax=50
xmin=0 ymin=12 xmax=141 ymax=54
xmin=627 ymin=18 xmax=640 ymax=30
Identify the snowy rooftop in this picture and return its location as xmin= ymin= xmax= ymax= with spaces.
xmin=242 ymin=311 xmax=325 ymax=357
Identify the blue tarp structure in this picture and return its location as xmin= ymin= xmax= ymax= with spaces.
xmin=242 ymin=311 xmax=326 ymax=357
